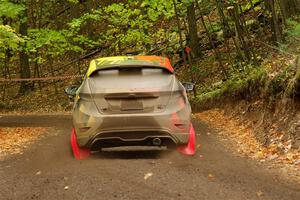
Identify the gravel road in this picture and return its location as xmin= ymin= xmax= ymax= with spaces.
xmin=0 ymin=115 xmax=299 ymax=200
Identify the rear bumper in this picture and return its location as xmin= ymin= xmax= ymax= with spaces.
xmin=87 ymin=129 xmax=189 ymax=150
xmin=77 ymin=128 xmax=189 ymax=149
xmin=73 ymin=106 xmax=191 ymax=148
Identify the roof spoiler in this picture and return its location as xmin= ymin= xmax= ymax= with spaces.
xmin=86 ymin=56 xmax=174 ymax=77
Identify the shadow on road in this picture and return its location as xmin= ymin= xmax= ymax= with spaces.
xmin=90 ymin=148 xmax=174 ymax=160
xmin=0 ymin=115 xmax=72 ymax=127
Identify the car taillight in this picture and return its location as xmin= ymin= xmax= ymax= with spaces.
xmin=171 ymin=112 xmax=187 ymax=130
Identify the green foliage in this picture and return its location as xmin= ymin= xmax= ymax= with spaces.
xmin=207 ymin=22 xmax=222 ymax=33
xmin=286 ymin=19 xmax=300 ymax=38
xmin=27 ymin=28 xmax=84 ymax=56
xmin=68 ymin=11 xmax=102 ymax=31
xmin=140 ymin=0 xmax=175 ymax=20
xmin=67 ymin=0 xmax=178 ymax=53
xmin=197 ymin=0 xmax=214 ymax=15
xmin=194 ymin=55 xmax=300 ymax=106
xmin=0 ymin=0 xmax=25 ymax=18
xmin=194 ymin=66 xmax=267 ymax=104
xmin=67 ymin=0 xmax=79 ymax=3
xmin=0 ymin=25 xmax=24 ymax=51
xmin=241 ymin=0 xmax=261 ymax=12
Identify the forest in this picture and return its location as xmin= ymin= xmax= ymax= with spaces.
xmin=0 ymin=0 xmax=300 ymax=114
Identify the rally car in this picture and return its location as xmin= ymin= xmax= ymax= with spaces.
xmin=65 ymin=56 xmax=196 ymax=159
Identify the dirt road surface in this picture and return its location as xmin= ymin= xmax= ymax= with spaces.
xmin=0 ymin=115 xmax=299 ymax=200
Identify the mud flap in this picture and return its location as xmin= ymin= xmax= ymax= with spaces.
xmin=71 ymin=128 xmax=90 ymax=160
xmin=177 ymin=123 xmax=196 ymax=155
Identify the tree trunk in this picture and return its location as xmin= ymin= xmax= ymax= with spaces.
xmin=278 ymin=0 xmax=287 ymax=26
xmin=227 ymin=4 xmax=251 ymax=61
xmin=33 ymin=51 xmax=42 ymax=93
xmin=215 ymin=0 xmax=243 ymax=60
xmin=200 ymin=15 xmax=228 ymax=79
xmin=187 ymin=3 xmax=201 ymax=58
xmin=266 ymin=0 xmax=282 ymax=43
xmin=18 ymin=11 xmax=32 ymax=95
xmin=280 ymin=0 xmax=300 ymax=17
xmin=172 ymin=0 xmax=186 ymax=65
xmin=48 ymin=55 xmax=58 ymax=95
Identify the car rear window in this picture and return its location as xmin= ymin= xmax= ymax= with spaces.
xmin=89 ymin=68 xmax=173 ymax=89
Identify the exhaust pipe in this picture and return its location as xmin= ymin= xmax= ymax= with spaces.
xmin=152 ymin=138 xmax=162 ymax=146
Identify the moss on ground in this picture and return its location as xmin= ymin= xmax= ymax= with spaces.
xmin=192 ymin=66 xmax=267 ymax=105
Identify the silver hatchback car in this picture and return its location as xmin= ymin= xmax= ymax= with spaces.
xmin=65 ymin=56 xmax=196 ymax=159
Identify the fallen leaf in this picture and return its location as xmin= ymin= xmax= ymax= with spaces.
xmin=208 ymin=173 xmax=214 ymax=179
xmin=256 ymin=190 xmax=263 ymax=197
xmin=256 ymin=151 xmax=265 ymax=159
xmin=144 ymin=172 xmax=153 ymax=180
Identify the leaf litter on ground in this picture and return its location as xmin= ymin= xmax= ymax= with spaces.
xmin=195 ymin=109 xmax=300 ymax=182
xmin=0 ymin=127 xmax=50 ymax=160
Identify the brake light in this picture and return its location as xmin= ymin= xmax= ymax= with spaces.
xmin=172 ymin=112 xmax=186 ymax=130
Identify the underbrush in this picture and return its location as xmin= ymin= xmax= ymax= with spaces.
xmin=0 ymin=83 xmax=72 ymax=113
xmin=190 ymin=16 xmax=300 ymax=108
xmin=191 ymin=42 xmax=300 ymax=110
xmin=192 ymin=65 xmax=267 ymax=106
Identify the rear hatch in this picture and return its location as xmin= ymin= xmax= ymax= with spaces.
xmin=88 ymin=67 xmax=174 ymax=114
